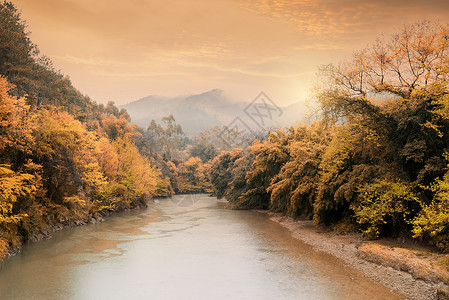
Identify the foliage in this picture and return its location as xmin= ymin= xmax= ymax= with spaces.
xmin=207 ymin=21 xmax=449 ymax=251
xmin=312 ymin=21 xmax=449 ymax=234
xmin=412 ymin=176 xmax=449 ymax=251
xmin=269 ymin=122 xmax=330 ymax=218
xmin=0 ymin=50 xmax=161 ymax=259
xmin=189 ymin=139 xmax=218 ymax=163
xmin=314 ymin=123 xmax=386 ymax=225
xmin=147 ymin=114 xmax=186 ymax=160
xmin=237 ymin=133 xmax=290 ymax=209
xmin=0 ymin=2 xmax=208 ymax=260
xmin=0 ymin=163 xmax=36 ymax=232
xmin=96 ymin=137 xmax=158 ymax=212
xmin=32 ymin=109 xmax=106 ymax=206
xmin=177 ymin=157 xmax=212 ymax=193
xmin=353 ymin=177 xmax=420 ymax=239
xmin=209 ymin=148 xmax=244 ymax=199
xmin=225 ymin=151 xmax=255 ymax=208
xmin=4 ymin=0 xmax=449 ymax=259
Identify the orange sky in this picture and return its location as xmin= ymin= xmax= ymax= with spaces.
xmin=12 ymin=0 xmax=449 ymax=106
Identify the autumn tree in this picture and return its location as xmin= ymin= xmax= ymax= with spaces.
xmin=235 ymin=133 xmax=290 ymax=209
xmin=225 ymin=151 xmax=255 ymax=207
xmin=177 ymin=157 xmax=212 ymax=193
xmin=268 ymin=122 xmax=331 ymax=218
xmin=97 ymin=137 xmax=158 ymax=211
xmin=209 ymin=148 xmax=244 ymax=199
xmin=0 ymin=76 xmax=41 ymax=249
xmin=0 ymin=3 xmax=167 ymax=260
xmin=315 ymin=21 xmax=449 ymax=239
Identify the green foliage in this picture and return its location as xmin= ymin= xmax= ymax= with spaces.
xmin=314 ymin=123 xmax=385 ymax=225
xmin=0 ymin=1 xmax=37 ymax=97
xmin=353 ymin=178 xmax=420 ymax=239
xmin=412 ymin=176 xmax=449 ymax=251
xmin=189 ymin=139 xmax=218 ymax=163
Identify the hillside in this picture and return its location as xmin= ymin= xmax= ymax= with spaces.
xmin=122 ymin=89 xmax=310 ymax=135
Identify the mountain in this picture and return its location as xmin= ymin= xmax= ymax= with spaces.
xmin=121 ymin=89 xmax=310 ymax=136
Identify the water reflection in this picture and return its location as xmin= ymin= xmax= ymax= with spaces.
xmin=0 ymin=195 xmax=403 ymax=300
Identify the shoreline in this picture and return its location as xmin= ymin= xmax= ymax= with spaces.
xmin=0 ymin=201 xmax=151 ymax=263
xmin=260 ymin=211 xmax=449 ymax=300
xmin=2 ymin=197 xmax=448 ymax=299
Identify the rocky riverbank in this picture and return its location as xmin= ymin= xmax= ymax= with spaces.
xmin=263 ymin=211 xmax=449 ymax=300
xmin=0 ymin=200 xmax=151 ymax=263
xmin=0 ymin=214 xmax=106 ymax=262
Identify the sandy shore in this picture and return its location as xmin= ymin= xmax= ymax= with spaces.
xmin=262 ymin=211 xmax=449 ymax=300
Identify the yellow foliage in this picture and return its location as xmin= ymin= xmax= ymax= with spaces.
xmin=0 ymin=76 xmax=33 ymax=153
xmin=354 ymin=177 xmax=419 ymax=239
xmin=177 ymin=157 xmax=212 ymax=193
xmin=0 ymin=163 xmax=40 ymax=226
xmin=412 ymin=177 xmax=449 ymax=251
xmin=96 ymin=137 xmax=159 ymax=211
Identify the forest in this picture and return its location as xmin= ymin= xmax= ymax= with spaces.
xmin=0 ymin=2 xmax=219 ymax=259
xmin=1 ymin=0 xmax=449 ymax=261
xmin=208 ymin=21 xmax=449 ymax=252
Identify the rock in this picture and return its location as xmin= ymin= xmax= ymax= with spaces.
xmin=357 ymin=242 xmax=449 ymax=285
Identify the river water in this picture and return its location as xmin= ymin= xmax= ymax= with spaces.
xmin=0 ymin=194 xmax=402 ymax=300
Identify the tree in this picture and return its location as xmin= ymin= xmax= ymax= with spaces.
xmin=0 ymin=76 xmax=44 ymax=244
xmin=31 ymin=109 xmax=106 ymax=221
xmin=189 ymin=138 xmax=218 ymax=163
xmin=225 ymin=151 xmax=255 ymax=207
xmin=209 ymin=148 xmax=244 ymax=199
xmin=238 ymin=133 xmax=290 ymax=209
xmin=177 ymin=157 xmax=212 ymax=193
xmin=97 ymin=137 xmax=158 ymax=212
xmin=268 ymin=122 xmax=331 ymax=218
xmin=0 ymin=2 xmax=38 ymax=97
xmin=314 ymin=21 xmax=449 ymax=235
xmin=0 ymin=3 xmax=169 ymax=260
xmin=147 ymin=115 xmax=185 ymax=160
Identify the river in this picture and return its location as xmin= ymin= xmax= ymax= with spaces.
xmin=0 ymin=194 xmax=402 ymax=299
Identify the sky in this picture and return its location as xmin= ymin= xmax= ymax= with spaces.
xmin=12 ymin=0 xmax=449 ymax=106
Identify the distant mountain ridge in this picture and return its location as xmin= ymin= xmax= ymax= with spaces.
xmin=121 ymin=89 xmax=309 ymax=136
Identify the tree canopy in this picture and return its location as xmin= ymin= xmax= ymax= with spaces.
xmin=208 ymin=21 xmax=449 ymax=251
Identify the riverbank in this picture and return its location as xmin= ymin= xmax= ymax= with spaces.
xmin=263 ymin=211 xmax=449 ymax=300
xmin=0 ymin=200 xmax=152 ymax=263
xmin=0 ymin=215 xmax=106 ymax=263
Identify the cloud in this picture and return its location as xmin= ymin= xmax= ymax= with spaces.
xmin=233 ymin=0 xmax=449 ymax=43
xmin=12 ymin=0 xmax=449 ymax=106
xmin=56 ymin=55 xmax=114 ymax=66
